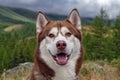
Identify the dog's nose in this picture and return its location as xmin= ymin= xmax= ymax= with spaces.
xmin=56 ymin=40 xmax=66 ymax=50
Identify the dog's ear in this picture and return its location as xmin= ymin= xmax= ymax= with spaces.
xmin=68 ymin=9 xmax=81 ymax=30
xmin=36 ymin=11 xmax=48 ymax=37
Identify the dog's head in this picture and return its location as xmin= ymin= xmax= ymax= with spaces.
xmin=36 ymin=9 xmax=82 ymax=65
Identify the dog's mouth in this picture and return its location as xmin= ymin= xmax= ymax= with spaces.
xmin=53 ymin=52 xmax=70 ymax=65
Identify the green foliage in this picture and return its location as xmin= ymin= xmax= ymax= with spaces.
xmin=0 ymin=23 xmax=36 ymax=75
xmin=114 ymin=15 xmax=120 ymax=56
xmin=80 ymin=67 xmax=89 ymax=76
xmin=115 ymin=15 xmax=120 ymax=27
xmin=83 ymin=8 xmax=119 ymax=61
xmin=92 ymin=8 xmax=111 ymax=27
xmin=0 ymin=22 xmax=13 ymax=31
xmin=111 ymin=58 xmax=120 ymax=71
xmin=83 ymin=28 xmax=114 ymax=61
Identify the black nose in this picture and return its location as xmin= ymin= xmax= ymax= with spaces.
xmin=56 ymin=40 xmax=66 ymax=50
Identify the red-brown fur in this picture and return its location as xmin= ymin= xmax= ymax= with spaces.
xmin=27 ymin=17 xmax=84 ymax=80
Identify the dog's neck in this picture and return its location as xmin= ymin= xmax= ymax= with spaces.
xmin=50 ymin=61 xmax=78 ymax=80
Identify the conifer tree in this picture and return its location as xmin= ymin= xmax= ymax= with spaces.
xmin=92 ymin=8 xmax=110 ymax=60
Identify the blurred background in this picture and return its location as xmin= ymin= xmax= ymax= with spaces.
xmin=0 ymin=0 xmax=120 ymax=80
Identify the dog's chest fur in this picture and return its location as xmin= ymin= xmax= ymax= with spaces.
xmin=52 ymin=67 xmax=76 ymax=80
xmin=40 ymin=39 xmax=80 ymax=80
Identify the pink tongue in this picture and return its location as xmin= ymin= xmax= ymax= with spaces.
xmin=56 ymin=56 xmax=68 ymax=65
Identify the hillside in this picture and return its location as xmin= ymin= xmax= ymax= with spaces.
xmin=0 ymin=6 xmax=35 ymax=23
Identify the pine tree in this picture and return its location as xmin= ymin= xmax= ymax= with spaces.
xmin=92 ymin=8 xmax=110 ymax=60
xmin=93 ymin=8 xmax=111 ymax=27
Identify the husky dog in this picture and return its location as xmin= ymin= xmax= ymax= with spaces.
xmin=27 ymin=9 xmax=84 ymax=80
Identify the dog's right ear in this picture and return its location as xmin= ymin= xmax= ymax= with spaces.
xmin=36 ymin=11 xmax=48 ymax=37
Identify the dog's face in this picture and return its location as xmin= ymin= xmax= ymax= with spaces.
xmin=46 ymin=26 xmax=76 ymax=65
xmin=36 ymin=9 xmax=82 ymax=65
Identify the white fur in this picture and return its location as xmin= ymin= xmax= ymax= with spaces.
xmin=39 ymin=27 xmax=81 ymax=80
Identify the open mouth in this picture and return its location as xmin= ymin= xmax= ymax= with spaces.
xmin=53 ymin=52 xmax=70 ymax=65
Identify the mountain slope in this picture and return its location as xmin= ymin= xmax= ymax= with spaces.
xmin=9 ymin=7 xmax=37 ymax=20
xmin=0 ymin=6 xmax=35 ymax=23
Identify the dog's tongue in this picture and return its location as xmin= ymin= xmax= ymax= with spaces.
xmin=55 ymin=54 xmax=68 ymax=65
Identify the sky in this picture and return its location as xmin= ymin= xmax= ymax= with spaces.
xmin=0 ymin=0 xmax=120 ymax=19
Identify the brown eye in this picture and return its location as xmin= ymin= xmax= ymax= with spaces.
xmin=48 ymin=33 xmax=55 ymax=38
xmin=65 ymin=32 xmax=72 ymax=37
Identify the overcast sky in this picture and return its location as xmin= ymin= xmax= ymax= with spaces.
xmin=0 ymin=0 xmax=120 ymax=19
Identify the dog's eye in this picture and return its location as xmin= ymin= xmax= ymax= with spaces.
xmin=48 ymin=33 xmax=55 ymax=38
xmin=65 ymin=32 xmax=72 ymax=37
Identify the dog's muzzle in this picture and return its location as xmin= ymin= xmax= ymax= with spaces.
xmin=49 ymin=40 xmax=70 ymax=65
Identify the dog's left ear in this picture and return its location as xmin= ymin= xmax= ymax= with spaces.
xmin=68 ymin=9 xmax=81 ymax=30
xmin=36 ymin=11 xmax=48 ymax=37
